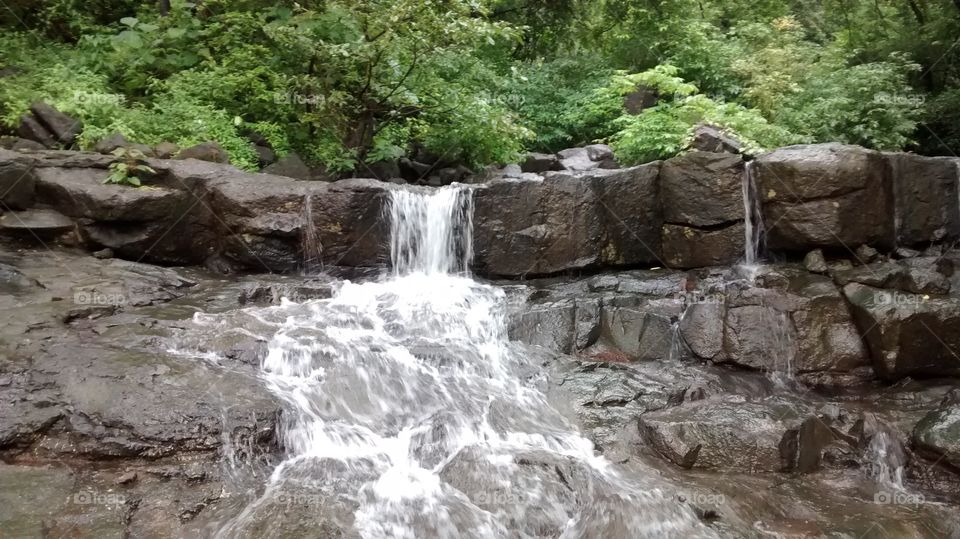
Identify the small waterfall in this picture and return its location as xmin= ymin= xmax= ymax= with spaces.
xmin=198 ymin=184 xmax=711 ymax=537
xmin=741 ymin=161 xmax=764 ymax=268
xmin=300 ymin=194 xmax=323 ymax=274
xmin=389 ymin=186 xmax=473 ymax=275
xmin=865 ymin=431 xmax=906 ymax=491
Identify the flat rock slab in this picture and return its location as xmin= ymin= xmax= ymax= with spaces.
xmin=0 ymin=208 xmax=74 ymax=234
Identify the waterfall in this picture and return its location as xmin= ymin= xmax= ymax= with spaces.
xmin=865 ymin=431 xmax=906 ymax=491
xmin=389 ymin=186 xmax=473 ymax=276
xmin=301 ymin=194 xmax=323 ymax=274
xmin=202 ymin=185 xmax=712 ymax=537
xmin=741 ymin=161 xmax=763 ymax=268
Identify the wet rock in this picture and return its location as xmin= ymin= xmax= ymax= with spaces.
xmin=754 ymin=144 xmax=894 ymax=251
xmin=153 ymin=142 xmax=180 ymax=160
xmin=660 ymin=223 xmax=745 ymax=269
xmin=30 ymin=102 xmax=82 ymax=146
xmin=886 ymin=153 xmax=960 ymax=246
xmin=254 ymin=144 xmax=276 ymax=167
xmin=0 ymin=148 xmax=37 ymax=209
xmin=894 ymin=247 xmax=921 ymax=259
xmin=238 ymin=280 xmax=334 ymax=306
xmin=640 ymin=396 xmax=805 ymax=472
xmin=590 ymin=296 xmax=682 ymax=361
xmin=16 ymin=114 xmax=57 ymax=148
xmin=804 ymin=249 xmax=828 ymax=273
xmin=585 ymin=144 xmax=614 ymax=162
xmin=36 ymin=167 xmax=188 ymax=222
xmin=832 ymin=259 xmax=951 ymax=295
xmin=508 ymin=299 xmax=576 ymax=353
xmin=844 ymin=282 xmax=960 ymax=379
xmin=176 ymin=141 xmax=229 ymax=163
xmin=661 ymin=151 xmax=745 ymax=227
xmin=690 ymin=124 xmax=742 ymax=154
xmin=263 ymin=153 xmax=312 ymax=181
xmin=472 ymin=164 xmax=661 ymax=276
xmin=0 ymin=263 xmax=43 ymax=294
xmin=855 ymin=244 xmax=879 ymax=264
xmin=557 ymin=147 xmax=597 ymax=172
xmin=912 ymin=403 xmax=960 ymax=470
xmin=520 ymin=152 xmax=561 ymax=173
xmin=94 ymin=132 xmax=152 ymax=156
xmin=0 ymin=209 xmax=74 ymax=239
xmin=0 ymin=136 xmax=46 ymax=152
xmin=92 ymin=248 xmax=113 ymax=259
xmin=399 ymin=158 xmax=433 ymax=181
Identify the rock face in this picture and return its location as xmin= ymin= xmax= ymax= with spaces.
xmin=659 ymin=151 xmax=745 ymax=268
xmin=913 ymin=401 xmax=960 ymax=469
xmin=886 ymin=153 xmax=960 ymax=246
xmin=640 ymin=396 xmax=803 ymax=471
xmin=29 ymin=102 xmax=82 ymax=146
xmin=263 ymin=153 xmax=312 ymax=181
xmin=843 ymin=282 xmax=960 ymax=379
xmin=689 ymin=124 xmax=742 ymax=154
xmin=176 ymin=141 xmax=229 ymax=163
xmin=0 ymin=148 xmax=37 ymax=209
xmin=472 ymin=164 xmax=660 ymax=276
xmin=754 ymin=144 xmax=894 ymax=251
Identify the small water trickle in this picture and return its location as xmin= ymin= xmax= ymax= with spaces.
xmin=300 ymin=193 xmax=323 ymax=274
xmin=865 ymin=431 xmax=906 ymax=491
xmin=741 ymin=161 xmax=764 ymax=277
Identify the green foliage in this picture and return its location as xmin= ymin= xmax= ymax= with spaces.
xmin=2 ymin=0 xmax=958 ymax=170
xmin=607 ymin=67 xmax=800 ymax=164
xmin=106 ymin=147 xmax=155 ymax=187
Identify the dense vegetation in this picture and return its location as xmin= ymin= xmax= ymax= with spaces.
xmin=1 ymin=0 xmax=958 ymax=173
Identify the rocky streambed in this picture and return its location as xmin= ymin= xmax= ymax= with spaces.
xmin=1 ymin=142 xmax=960 ymax=537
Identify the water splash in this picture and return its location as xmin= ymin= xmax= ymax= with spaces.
xmin=389 ymin=186 xmax=473 ymax=276
xmin=865 ymin=430 xmax=906 ymax=491
xmin=741 ymin=161 xmax=764 ymax=275
xmin=200 ymin=185 xmax=712 ymax=537
xmin=301 ymin=194 xmax=323 ymax=274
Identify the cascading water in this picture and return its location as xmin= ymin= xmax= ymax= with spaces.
xmin=300 ymin=194 xmax=323 ymax=274
xmin=196 ymin=184 xmax=713 ymax=537
xmin=865 ymin=430 xmax=907 ymax=491
xmin=741 ymin=161 xmax=763 ymax=271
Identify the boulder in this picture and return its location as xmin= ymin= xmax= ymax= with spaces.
xmin=913 ymin=403 xmax=960 ymax=470
xmin=832 ymin=259 xmax=951 ymax=296
xmin=94 ymin=132 xmax=154 ymax=156
xmin=472 ymin=164 xmax=660 ymax=276
xmin=253 ymin=144 xmax=276 ymax=167
xmin=16 ymin=114 xmax=56 ymax=148
xmin=753 ymin=144 xmax=894 ymax=251
xmin=359 ymin=159 xmax=400 ymax=182
xmin=557 ymin=147 xmax=597 ymax=172
xmin=472 ymin=176 xmax=602 ymax=276
xmin=0 ymin=209 xmax=74 ymax=239
xmin=679 ymin=270 xmax=870 ymax=377
xmin=153 ymin=142 xmax=180 ymax=160
xmin=520 ymin=152 xmax=561 ymax=173
xmin=35 ymin=167 xmax=189 ymax=222
xmin=804 ymin=249 xmax=828 ymax=273
xmin=585 ymin=144 xmax=614 ymax=162
xmin=590 ymin=296 xmax=683 ymax=361
xmin=176 ymin=141 xmax=229 ymax=164
xmin=689 ymin=124 xmax=742 ymax=154
xmin=660 ymin=151 xmax=745 ymax=227
xmin=263 ymin=153 xmax=311 ymax=181
xmin=0 ymin=136 xmax=46 ymax=152
xmin=659 ymin=152 xmax=745 ymax=268
xmin=886 ymin=153 xmax=960 ymax=246
xmin=640 ymin=396 xmax=804 ymax=471
xmin=0 ymin=148 xmax=37 ymax=209
xmin=843 ymin=282 xmax=960 ymax=379
xmin=29 ymin=102 xmax=82 ymax=146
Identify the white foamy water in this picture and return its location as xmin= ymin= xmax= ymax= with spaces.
xmin=191 ymin=185 xmax=711 ymax=538
xmin=865 ymin=431 xmax=906 ymax=491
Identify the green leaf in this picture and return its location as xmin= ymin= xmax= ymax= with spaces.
xmin=112 ymin=30 xmax=144 ymax=51
xmin=120 ymin=17 xmax=138 ymax=28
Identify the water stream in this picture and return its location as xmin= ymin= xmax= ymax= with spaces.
xmin=741 ymin=161 xmax=763 ymax=273
xmin=205 ymin=185 xmax=712 ymax=537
